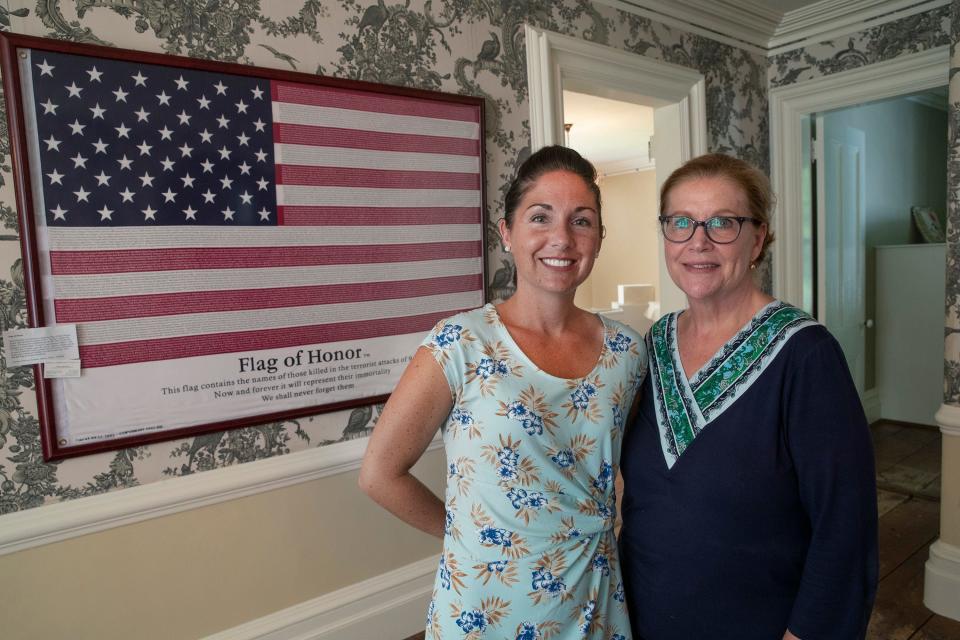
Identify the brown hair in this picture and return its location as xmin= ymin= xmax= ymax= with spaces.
xmin=659 ymin=153 xmax=775 ymax=263
xmin=503 ymin=145 xmax=602 ymax=228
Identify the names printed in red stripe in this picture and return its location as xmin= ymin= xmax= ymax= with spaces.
xmin=275 ymin=165 xmax=480 ymax=190
xmin=271 ymin=81 xmax=479 ymax=122
xmin=278 ymin=206 xmax=481 ymax=226
xmin=55 ymin=274 xmax=483 ymax=322
xmin=273 ymin=123 xmax=479 ymax=156
xmin=50 ymin=241 xmax=482 ymax=275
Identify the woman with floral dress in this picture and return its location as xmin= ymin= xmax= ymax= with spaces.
xmin=360 ymin=145 xmax=646 ymax=639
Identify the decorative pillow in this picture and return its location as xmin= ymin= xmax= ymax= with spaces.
xmin=911 ymin=206 xmax=946 ymax=243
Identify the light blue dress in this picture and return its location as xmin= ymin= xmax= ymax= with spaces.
xmin=421 ymin=304 xmax=646 ymax=640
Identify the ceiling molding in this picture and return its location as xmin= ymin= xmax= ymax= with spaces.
xmin=593 ymin=0 xmax=948 ymax=57
xmin=597 ymin=155 xmax=656 ymax=176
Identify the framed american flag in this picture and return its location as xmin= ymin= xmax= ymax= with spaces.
xmin=0 ymin=34 xmax=486 ymax=460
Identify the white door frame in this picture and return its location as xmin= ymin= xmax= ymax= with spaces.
xmin=524 ymin=25 xmax=707 ymax=154
xmin=769 ymin=45 xmax=950 ymax=307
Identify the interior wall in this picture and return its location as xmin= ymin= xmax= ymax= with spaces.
xmin=586 ymin=170 xmax=659 ymax=310
xmin=823 ymin=97 xmax=947 ymax=390
xmin=0 ymin=0 xmax=769 ymax=636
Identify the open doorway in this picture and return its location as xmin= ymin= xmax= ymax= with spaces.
xmin=563 ymin=91 xmax=658 ymax=331
xmin=808 ymin=89 xmax=947 ymax=426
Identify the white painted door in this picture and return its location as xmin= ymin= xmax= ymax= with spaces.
xmin=817 ymin=115 xmax=866 ymax=392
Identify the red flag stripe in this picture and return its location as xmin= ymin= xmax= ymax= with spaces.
xmin=272 ymin=81 xmax=479 ymax=122
xmin=50 ymin=241 xmax=482 ymax=275
xmin=78 ymin=310 xmax=457 ymax=368
xmin=275 ymin=165 xmax=481 ymax=190
xmin=273 ymin=123 xmax=479 ymax=156
xmin=55 ymin=274 xmax=482 ymax=323
xmin=278 ymin=206 xmax=481 ymax=226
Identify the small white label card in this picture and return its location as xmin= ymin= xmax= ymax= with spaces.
xmin=43 ymin=360 xmax=81 ymax=378
xmin=3 ymin=324 xmax=80 ymax=367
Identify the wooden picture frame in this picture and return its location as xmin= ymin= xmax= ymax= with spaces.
xmin=0 ymin=33 xmax=486 ymax=460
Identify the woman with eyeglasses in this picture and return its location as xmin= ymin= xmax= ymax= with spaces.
xmin=618 ymin=153 xmax=878 ymax=640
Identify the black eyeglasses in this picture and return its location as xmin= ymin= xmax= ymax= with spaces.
xmin=658 ymin=215 xmax=760 ymax=244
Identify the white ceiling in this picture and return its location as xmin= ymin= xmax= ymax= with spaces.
xmin=562 ymin=90 xmax=655 ymax=175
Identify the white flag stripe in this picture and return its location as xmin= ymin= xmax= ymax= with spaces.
xmin=48 ymin=224 xmax=482 ymax=251
xmin=52 ymin=257 xmax=483 ymax=299
xmin=78 ymin=290 xmax=483 ymax=345
xmin=273 ymin=143 xmax=481 ymax=174
xmin=272 ymin=102 xmax=480 ymax=140
xmin=276 ymin=185 xmax=481 ymax=208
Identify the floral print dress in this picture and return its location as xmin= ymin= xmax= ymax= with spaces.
xmin=421 ymin=304 xmax=646 ymax=640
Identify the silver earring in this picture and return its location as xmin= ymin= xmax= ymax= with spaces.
xmin=504 ymin=246 xmax=511 ymax=253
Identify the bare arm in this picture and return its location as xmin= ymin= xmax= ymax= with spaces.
xmin=358 ymin=347 xmax=453 ymax=538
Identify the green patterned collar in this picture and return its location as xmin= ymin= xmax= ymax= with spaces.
xmin=647 ymin=301 xmax=816 ymax=469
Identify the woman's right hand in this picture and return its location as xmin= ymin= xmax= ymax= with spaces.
xmin=358 ymin=347 xmax=453 ymax=538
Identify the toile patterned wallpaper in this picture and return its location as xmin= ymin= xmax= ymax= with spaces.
xmin=947 ymin=0 xmax=960 ymax=406
xmin=0 ymin=0 xmax=769 ymax=514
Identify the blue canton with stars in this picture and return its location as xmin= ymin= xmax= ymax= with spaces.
xmin=28 ymin=50 xmax=277 ymax=226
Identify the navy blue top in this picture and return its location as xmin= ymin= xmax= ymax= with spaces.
xmin=619 ymin=324 xmax=878 ymax=639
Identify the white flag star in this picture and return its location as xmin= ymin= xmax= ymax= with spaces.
xmin=238 ymin=161 xmax=251 ymax=175
xmin=157 ymin=91 xmax=172 ymax=106
xmin=117 ymin=155 xmax=133 ymax=170
xmin=113 ymin=86 xmax=129 ymax=102
xmin=177 ymin=110 xmax=192 ymax=125
xmin=134 ymin=107 xmax=150 ymax=122
xmin=139 ymin=172 xmax=155 ymax=187
xmin=201 ymin=190 xmax=216 ymax=203
xmin=220 ymin=175 xmax=233 ymax=189
xmin=89 ymin=103 xmax=106 ymax=119
xmin=218 ymin=146 xmax=231 ymax=160
xmin=132 ymin=70 xmax=148 ymax=87
xmin=36 ymin=59 xmax=54 ymax=77
xmin=256 ymin=177 xmax=269 ymax=191
xmin=115 ymin=123 xmax=131 ymax=138
xmin=98 ymin=205 xmax=113 ymax=221
xmin=254 ymin=149 xmax=268 ymax=162
xmin=239 ymin=191 xmax=253 ymax=204
xmin=44 ymin=135 xmax=61 ymax=151
xmin=73 ymin=186 xmax=91 ymax=202
xmin=197 ymin=95 xmax=211 ymax=110
xmin=235 ymin=99 xmax=248 ymax=114
xmin=137 ymin=140 xmax=153 ymax=156
xmin=47 ymin=169 xmax=64 ymax=185
xmin=161 ymin=188 xmax=177 ymax=202
xmin=199 ymin=129 xmax=214 ymax=143
xmin=142 ymin=205 xmax=157 ymax=221
xmin=65 ymin=82 xmax=82 ymax=98
xmin=236 ymin=132 xmax=250 ymax=146
xmin=174 ymin=75 xmax=189 ymax=91
xmin=200 ymin=159 xmax=215 ymax=173
xmin=94 ymin=171 xmax=111 ymax=186
xmin=119 ymin=188 xmax=135 ymax=202
xmin=179 ymin=143 xmax=194 ymax=157
xmin=222 ymin=206 xmax=235 ymax=221
xmin=252 ymin=118 xmax=266 ymax=132
xmin=92 ymin=138 xmax=108 ymax=154
xmin=86 ymin=66 xmax=103 ymax=82
xmin=40 ymin=99 xmax=58 ymax=115
xmin=183 ymin=205 xmax=198 ymax=220
xmin=213 ymin=81 xmax=228 ymax=95
xmin=158 ymin=126 xmax=173 ymax=141
xmin=216 ymin=114 xmax=230 ymax=129
xmin=51 ymin=205 xmax=68 ymax=221
xmin=181 ymin=173 xmax=196 ymax=188
xmin=160 ymin=157 xmax=176 ymax=172
xmin=67 ymin=119 xmax=86 ymax=135
xmin=71 ymin=153 xmax=88 ymax=168
xmin=258 ymin=207 xmax=271 ymax=221
xmin=251 ymin=85 xmax=264 ymax=100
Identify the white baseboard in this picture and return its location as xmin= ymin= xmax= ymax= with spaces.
xmin=925 ymin=540 xmax=960 ymax=621
xmin=204 ymin=555 xmax=437 ymax=640
xmin=936 ymin=402 xmax=960 ymax=437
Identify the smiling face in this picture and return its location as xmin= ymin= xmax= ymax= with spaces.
xmin=662 ymin=175 xmax=766 ymax=305
xmin=499 ymin=169 xmax=602 ymax=298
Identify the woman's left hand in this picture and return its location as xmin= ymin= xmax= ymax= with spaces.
xmin=783 ymin=631 xmax=801 ymax=640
